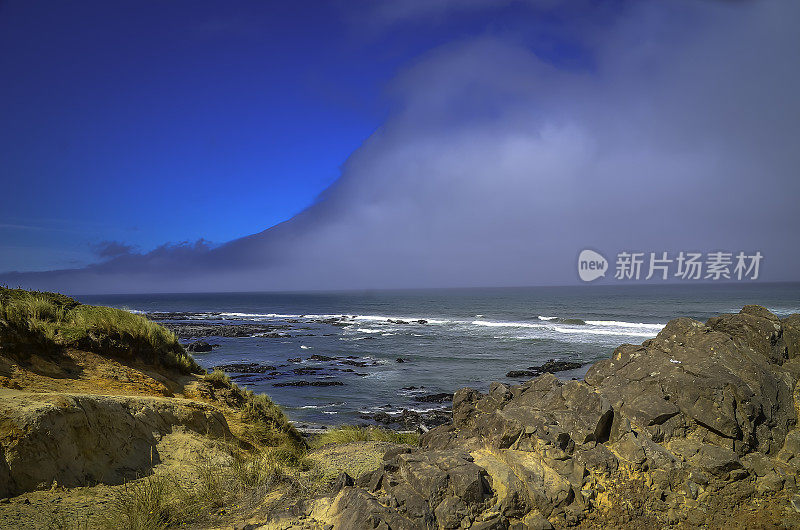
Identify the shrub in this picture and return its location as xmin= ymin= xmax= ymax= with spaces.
xmin=203 ymin=369 xmax=231 ymax=387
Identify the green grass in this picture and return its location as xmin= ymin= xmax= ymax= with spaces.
xmin=203 ymin=368 xmax=231 ymax=386
xmin=0 ymin=287 xmax=201 ymax=374
xmin=310 ymin=425 xmax=419 ymax=449
xmin=201 ymin=367 xmax=304 ymax=451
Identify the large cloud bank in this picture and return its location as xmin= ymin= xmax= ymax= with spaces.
xmin=5 ymin=0 xmax=799 ymax=293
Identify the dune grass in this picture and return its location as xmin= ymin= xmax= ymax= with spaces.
xmin=311 ymin=425 xmax=419 ymax=448
xmin=95 ymin=446 xmax=321 ymax=530
xmin=0 ymin=287 xmax=201 ymax=374
xmin=1 ymin=288 xmax=318 ymax=527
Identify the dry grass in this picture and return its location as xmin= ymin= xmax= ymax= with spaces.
xmin=95 ymin=446 xmax=320 ymax=529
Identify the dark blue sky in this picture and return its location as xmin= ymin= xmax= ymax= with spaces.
xmin=5 ymin=1 xmax=796 ymax=293
xmin=0 ymin=0 xmax=600 ymax=272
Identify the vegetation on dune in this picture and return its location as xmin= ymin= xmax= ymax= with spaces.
xmin=202 ymin=368 xmax=306 ymax=450
xmin=0 ymin=286 xmax=201 ymax=374
xmin=90 ymin=445 xmax=323 ymax=530
xmin=311 ymin=425 xmax=419 ymax=448
xmin=1 ymin=288 xmax=419 ymax=528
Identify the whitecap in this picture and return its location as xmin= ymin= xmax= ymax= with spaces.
xmin=552 ymin=326 xmax=657 ymax=337
xmin=585 ymin=320 xmax=664 ymax=330
xmin=471 ymin=320 xmax=546 ymax=329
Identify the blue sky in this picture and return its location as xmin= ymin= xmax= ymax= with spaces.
xmin=0 ymin=0 xmax=602 ymax=272
xmin=3 ymin=1 xmax=798 ymax=293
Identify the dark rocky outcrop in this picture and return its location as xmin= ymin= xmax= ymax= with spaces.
xmin=312 ymin=306 xmax=800 ymax=528
xmin=272 ymin=380 xmax=344 ymax=387
xmin=413 ymin=393 xmax=454 ymax=404
xmin=165 ymin=322 xmax=292 ymax=339
xmin=186 ymin=340 xmax=214 ymax=352
xmin=309 ymin=354 xmax=336 ymax=361
xmin=213 ymin=362 xmax=276 ymax=373
xmin=530 ymin=359 xmax=582 ymax=373
xmin=360 ymin=408 xmax=453 ymax=431
xmin=506 ymin=360 xmax=582 ymax=379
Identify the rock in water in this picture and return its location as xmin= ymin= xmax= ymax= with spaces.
xmin=531 ymin=359 xmax=582 ymax=373
xmin=310 ymin=306 xmax=800 ymax=529
xmin=186 ymin=340 xmax=213 ymax=352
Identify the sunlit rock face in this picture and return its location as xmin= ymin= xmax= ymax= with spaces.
xmin=313 ymin=306 xmax=800 ymax=528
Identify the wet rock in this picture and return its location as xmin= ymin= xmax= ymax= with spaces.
xmin=413 ymin=393 xmax=454 ymax=403
xmin=506 ymin=360 xmax=582 ymax=379
xmin=339 ymin=359 xmax=369 ymax=368
xmin=212 ymin=362 xmax=276 ymax=373
xmin=529 ymin=359 xmax=583 ymax=373
xmin=272 ymin=380 xmax=344 ymax=387
xmin=308 ymin=354 xmax=336 ymax=361
xmin=292 ymin=367 xmax=322 ymax=375
xmin=360 ymin=408 xmax=452 ymax=431
xmin=506 ymin=370 xmax=538 ymax=378
xmin=166 ymin=322 xmax=291 ymax=338
xmin=186 ymin=340 xmax=213 ymax=352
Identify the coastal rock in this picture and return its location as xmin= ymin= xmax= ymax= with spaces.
xmin=529 ymin=359 xmax=582 ymax=373
xmin=360 ymin=408 xmax=452 ymax=431
xmin=413 ymin=393 xmax=454 ymax=404
xmin=186 ymin=340 xmax=213 ymax=352
xmin=506 ymin=370 xmax=538 ymax=378
xmin=213 ymin=362 xmax=276 ymax=373
xmin=309 ymin=354 xmax=336 ymax=361
xmin=321 ymin=306 xmax=800 ymax=528
xmin=506 ymin=360 xmax=583 ymax=379
xmin=273 ymin=380 xmax=344 ymax=387
xmin=164 ymin=322 xmax=291 ymax=339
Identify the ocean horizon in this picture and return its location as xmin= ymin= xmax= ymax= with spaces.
xmin=78 ymin=282 xmax=800 ymax=429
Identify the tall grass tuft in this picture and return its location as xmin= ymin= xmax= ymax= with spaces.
xmin=98 ymin=475 xmax=177 ymax=530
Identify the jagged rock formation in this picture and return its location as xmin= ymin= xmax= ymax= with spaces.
xmin=313 ymin=306 xmax=800 ymax=528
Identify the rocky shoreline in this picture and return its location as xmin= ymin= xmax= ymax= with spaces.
xmin=159 ymin=314 xmax=589 ymax=433
xmin=3 ymin=293 xmax=800 ymax=528
xmin=301 ymin=305 xmax=800 ymax=528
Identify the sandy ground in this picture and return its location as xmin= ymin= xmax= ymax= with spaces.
xmin=0 ymin=439 xmax=398 ymax=529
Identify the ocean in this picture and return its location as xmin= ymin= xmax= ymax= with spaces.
xmin=78 ymin=283 xmax=800 ymax=428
